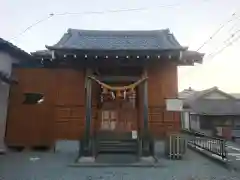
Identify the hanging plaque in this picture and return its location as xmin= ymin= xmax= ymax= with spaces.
xmin=132 ymin=130 xmax=138 ymax=139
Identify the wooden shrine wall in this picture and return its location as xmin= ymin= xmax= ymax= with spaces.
xmin=5 ymin=68 xmax=86 ymax=148
xmin=5 ymin=61 xmax=180 ymax=147
xmin=53 ymin=69 xmax=86 ymax=140
xmin=147 ymin=61 xmax=180 ymax=138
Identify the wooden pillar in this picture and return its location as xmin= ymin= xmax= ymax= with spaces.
xmin=141 ymin=69 xmax=154 ymax=157
xmin=81 ymin=69 xmax=93 ymax=156
xmin=85 ymin=70 xmax=92 ymax=142
xmin=143 ymin=69 xmax=148 ymax=130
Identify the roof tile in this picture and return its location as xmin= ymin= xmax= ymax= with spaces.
xmin=0 ymin=38 xmax=31 ymax=60
xmin=47 ymin=29 xmax=185 ymax=50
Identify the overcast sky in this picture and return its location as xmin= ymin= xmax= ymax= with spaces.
xmin=1 ymin=0 xmax=240 ymax=92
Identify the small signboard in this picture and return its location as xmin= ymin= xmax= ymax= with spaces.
xmin=132 ymin=130 xmax=138 ymax=139
xmin=165 ymin=98 xmax=183 ymax=112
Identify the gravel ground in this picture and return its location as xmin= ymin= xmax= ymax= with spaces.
xmin=0 ymin=142 xmax=240 ymax=180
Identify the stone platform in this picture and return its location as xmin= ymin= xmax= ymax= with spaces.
xmin=71 ymin=154 xmax=161 ymax=167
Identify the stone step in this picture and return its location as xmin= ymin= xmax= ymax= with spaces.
xmin=96 ymin=139 xmax=138 ymax=154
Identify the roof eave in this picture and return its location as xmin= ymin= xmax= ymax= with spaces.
xmin=31 ymin=50 xmax=52 ymax=59
xmin=178 ymin=51 xmax=205 ymax=66
xmin=0 ymin=39 xmax=32 ymax=61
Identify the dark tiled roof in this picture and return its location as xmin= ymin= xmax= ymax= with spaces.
xmin=180 ymin=51 xmax=205 ymax=64
xmin=178 ymin=87 xmax=235 ymax=101
xmin=231 ymin=93 xmax=240 ymax=99
xmin=0 ymin=38 xmax=31 ymax=60
xmin=186 ymin=87 xmax=220 ymax=102
xmin=179 ymin=87 xmax=240 ymax=115
xmin=31 ymin=50 xmax=52 ymax=58
xmin=188 ymin=99 xmax=240 ymax=115
xmin=46 ymin=29 xmax=186 ymax=50
xmin=178 ymin=88 xmax=198 ymax=99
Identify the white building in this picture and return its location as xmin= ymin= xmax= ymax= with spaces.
xmin=179 ymin=87 xmax=240 ymax=138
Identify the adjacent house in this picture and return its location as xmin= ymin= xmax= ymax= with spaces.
xmin=0 ymin=38 xmax=31 ymax=153
xmin=179 ymin=87 xmax=240 ymax=140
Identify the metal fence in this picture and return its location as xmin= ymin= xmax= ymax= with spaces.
xmin=183 ymin=129 xmax=227 ymax=160
xmin=165 ymin=134 xmax=186 ymax=160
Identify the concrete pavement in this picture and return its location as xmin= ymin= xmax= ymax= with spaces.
xmin=226 ymin=141 xmax=240 ymax=170
xmin=0 ymin=141 xmax=240 ymax=180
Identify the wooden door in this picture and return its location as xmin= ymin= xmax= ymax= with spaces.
xmin=99 ymin=100 xmax=138 ymax=132
xmin=100 ymin=110 xmax=117 ymax=131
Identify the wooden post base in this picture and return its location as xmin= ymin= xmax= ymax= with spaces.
xmin=79 ymin=139 xmax=95 ymax=157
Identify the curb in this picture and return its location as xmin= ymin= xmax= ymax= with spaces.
xmin=68 ymin=162 xmax=166 ymax=168
xmin=69 ymin=155 xmax=163 ymax=168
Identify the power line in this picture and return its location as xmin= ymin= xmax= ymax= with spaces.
xmin=53 ymin=0 xmax=212 ymax=17
xmin=54 ymin=3 xmax=183 ymax=16
xmin=9 ymin=0 xmax=212 ymax=42
xmin=223 ymin=29 xmax=240 ymax=44
xmin=9 ymin=14 xmax=54 ymax=41
xmin=183 ymin=34 xmax=240 ymax=79
xmin=196 ymin=11 xmax=239 ymax=51
xmin=9 ymin=2 xmax=183 ymax=42
xmin=181 ymin=28 xmax=240 ymax=78
xmin=206 ymin=32 xmax=240 ymax=60
xmin=228 ymin=17 xmax=240 ymax=33
xmin=204 ymin=28 xmax=240 ymax=59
